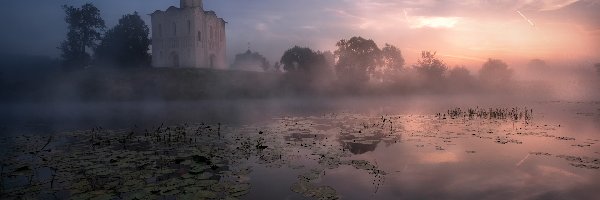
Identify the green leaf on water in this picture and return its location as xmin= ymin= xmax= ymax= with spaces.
xmin=228 ymin=183 xmax=251 ymax=197
xmin=161 ymin=189 xmax=180 ymax=196
xmin=196 ymin=179 xmax=219 ymax=187
xmin=180 ymin=190 xmax=218 ymax=199
xmin=124 ymin=190 xmax=147 ymax=200
xmin=181 ymin=159 xmax=194 ymax=165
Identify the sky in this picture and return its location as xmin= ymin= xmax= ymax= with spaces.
xmin=0 ymin=0 xmax=599 ymax=68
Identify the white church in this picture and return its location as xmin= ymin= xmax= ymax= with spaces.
xmin=150 ymin=0 xmax=227 ymax=69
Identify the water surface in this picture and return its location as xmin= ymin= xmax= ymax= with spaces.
xmin=0 ymin=96 xmax=598 ymax=199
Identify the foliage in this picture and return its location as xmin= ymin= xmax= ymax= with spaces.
xmin=479 ymin=58 xmax=513 ymax=85
xmin=0 ymin=113 xmax=397 ymax=199
xmin=447 ymin=66 xmax=475 ymax=91
xmin=378 ymin=44 xmax=405 ymax=82
xmin=448 ymin=66 xmax=471 ymax=81
xmin=318 ymin=50 xmax=335 ymax=70
xmin=95 ymin=12 xmax=151 ymax=68
xmin=413 ymin=51 xmax=447 ymax=81
xmin=281 ymin=46 xmax=323 ymax=73
xmin=58 ymin=3 xmax=105 ymax=70
xmin=231 ymin=50 xmax=270 ymax=71
xmin=381 ymin=44 xmax=405 ymax=72
xmin=334 ymin=37 xmax=381 ymax=86
xmin=280 ymin=46 xmax=333 ymax=91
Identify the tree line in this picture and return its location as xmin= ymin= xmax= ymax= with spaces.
xmin=59 ymin=3 xmax=151 ymax=70
xmin=232 ymin=36 xmax=515 ymax=93
xmin=58 ymin=3 xmax=591 ymax=97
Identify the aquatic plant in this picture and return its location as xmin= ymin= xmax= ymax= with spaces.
xmin=441 ymin=107 xmax=533 ymax=121
xmin=1 ymin=110 xmax=597 ymax=199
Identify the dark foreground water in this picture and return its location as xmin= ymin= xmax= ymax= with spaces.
xmin=0 ymin=96 xmax=599 ymax=199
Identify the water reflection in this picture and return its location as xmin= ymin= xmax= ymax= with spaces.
xmin=342 ymin=142 xmax=379 ymax=155
xmin=0 ymin=99 xmax=599 ymax=199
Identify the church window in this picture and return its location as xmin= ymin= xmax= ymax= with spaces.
xmin=187 ymin=20 xmax=191 ymax=35
xmin=173 ymin=22 xmax=177 ymax=36
xmin=198 ymin=31 xmax=202 ymax=42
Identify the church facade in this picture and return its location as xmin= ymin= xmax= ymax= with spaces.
xmin=151 ymin=0 xmax=227 ymax=69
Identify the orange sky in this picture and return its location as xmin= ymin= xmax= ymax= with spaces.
xmin=313 ymin=0 xmax=600 ymax=68
xmin=3 ymin=0 xmax=599 ymax=69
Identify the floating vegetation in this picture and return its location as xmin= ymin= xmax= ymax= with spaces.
xmin=556 ymin=155 xmax=600 ymax=166
xmin=572 ymin=139 xmax=598 ymax=148
xmin=529 ymin=152 xmax=600 ymax=170
xmin=530 ymin=152 xmax=553 ymax=156
xmin=569 ymin=163 xmax=600 ymax=170
xmin=556 ymin=136 xmax=576 ymax=141
xmin=0 ymin=123 xmax=252 ymax=199
xmin=495 ymin=136 xmax=523 ymax=144
xmin=291 ymin=180 xmax=338 ymax=200
xmin=441 ymin=107 xmax=533 ymax=121
xmin=0 ymin=107 xmax=598 ymax=199
xmin=291 ymin=169 xmax=338 ymax=200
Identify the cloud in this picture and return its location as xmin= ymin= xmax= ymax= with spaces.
xmin=408 ymin=16 xmax=461 ymax=29
xmin=420 ymin=152 xmax=460 ymax=164
xmin=255 ymin=23 xmax=268 ymax=31
xmin=517 ymin=0 xmax=581 ymax=11
xmin=1 ymin=0 xmax=597 ymax=65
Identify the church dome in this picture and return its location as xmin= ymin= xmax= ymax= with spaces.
xmin=181 ymin=0 xmax=203 ymax=9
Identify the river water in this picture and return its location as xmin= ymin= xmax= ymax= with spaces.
xmin=0 ymin=95 xmax=598 ymax=199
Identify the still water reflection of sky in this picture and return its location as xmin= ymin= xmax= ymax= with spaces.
xmin=240 ymin=99 xmax=599 ymax=199
xmin=0 ymin=96 xmax=598 ymax=199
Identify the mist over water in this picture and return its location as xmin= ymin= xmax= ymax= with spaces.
xmin=1 ymin=1 xmax=600 ymax=199
xmin=0 ymin=93 xmax=591 ymax=132
xmin=1 ymin=34 xmax=599 ymax=200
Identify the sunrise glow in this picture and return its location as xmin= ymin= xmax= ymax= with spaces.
xmin=1 ymin=1 xmax=599 ymax=199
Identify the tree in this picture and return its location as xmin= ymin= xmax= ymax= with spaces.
xmin=479 ymin=58 xmax=513 ymax=87
xmin=381 ymin=44 xmax=404 ymax=71
xmin=95 ymin=12 xmax=151 ymax=68
xmin=413 ymin=51 xmax=447 ymax=81
xmin=280 ymin=46 xmax=332 ymax=76
xmin=318 ymin=50 xmax=335 ymax=71
xmin=281 ymin=46 xmax=321 ymax=73
xmin=59 ymin=3 xmax=105 ymax=69
xmin=280 ymin=46 xmax=333 ymax=90
xmin=379 ymin=44 xmax=404 ymax=82
xmin=449 ymin=66 xmax=471 ymax=80
xmin=334 ymin=36 xmax=381 ymax=86
xmin=448 ymin=66 xmax=475 ymax=90
xmin=230 ymin=50 xmax=270 ymax=71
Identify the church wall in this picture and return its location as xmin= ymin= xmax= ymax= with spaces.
xmin=151 ymin=1 xmax=226 ymax=69
xmin=193 ymin=10 xmax=206 ymax=68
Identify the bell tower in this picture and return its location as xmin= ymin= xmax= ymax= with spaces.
xmin=181 ymin=0 xmax=203 ymax=9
